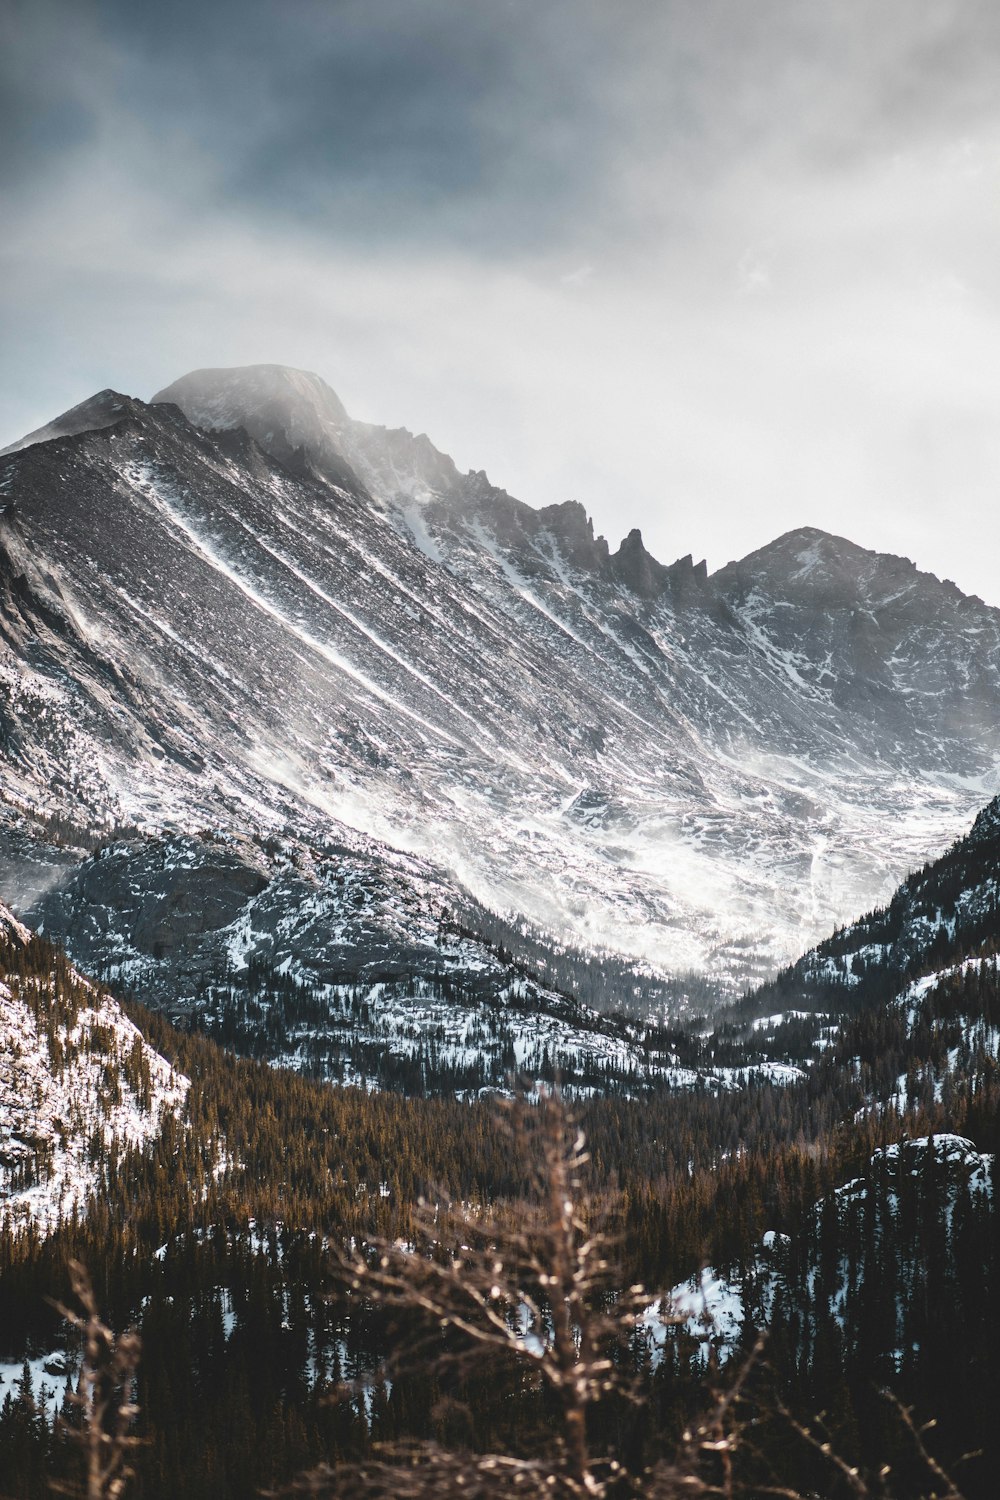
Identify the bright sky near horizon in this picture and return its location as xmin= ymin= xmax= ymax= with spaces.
xmin=4 ymin=1 xmax=1000 ymax=601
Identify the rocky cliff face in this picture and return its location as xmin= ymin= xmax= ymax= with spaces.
xmin=3 ymin=365 xmax=1000 ymax=1072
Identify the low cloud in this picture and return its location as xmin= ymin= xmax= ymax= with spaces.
xmin=5 ymin=2 xmax=1000 ymax=601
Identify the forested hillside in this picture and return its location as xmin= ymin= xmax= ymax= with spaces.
xmin=3 ymin=898 xmax=1000 ymax=1496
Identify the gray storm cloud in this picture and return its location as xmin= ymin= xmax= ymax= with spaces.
xmin=4 ymin=1 xmax=1000 ymax=601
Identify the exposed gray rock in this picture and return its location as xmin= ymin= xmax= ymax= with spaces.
xmin=3 ymin=364 xmax=1000 ymax=1032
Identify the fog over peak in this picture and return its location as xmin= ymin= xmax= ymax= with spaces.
xmin=5 ymin=3 xmax=1000 ymax=602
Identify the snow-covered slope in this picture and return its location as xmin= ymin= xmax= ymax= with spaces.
xmin=745 ymin=790 xmax=1000 ymax=1020
xmin=663 ymin=1134 xmax=993 ymax=1372
xmin=698 ymin=783 xmax=1000 ymax=1151
xmin=4 ymin=363 xmax=1000 ymax=1051
xmin=4 ymin=828 xmax=793 ymax=1094
xmin=0 ymin=901 xmax=188 ymax=1235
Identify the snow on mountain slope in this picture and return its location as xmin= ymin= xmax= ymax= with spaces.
xmin=699 ymin=782 xmax=1000 ymax=1142
xmin=3 ymin=364 xmax=1000 ymax=1036
xmin=745 ymin=790 xmax=1000 ymax=1020
xmin=0 ymin=902 xmax=188 ymax=1235
xmin=10 ymin=827 xmax=789 ymax=1093
xmin=660 ymin=1134 xmax=993 ymax=1370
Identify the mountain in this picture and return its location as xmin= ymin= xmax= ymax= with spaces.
xmin=664 ymin=1128 xmax=998 ymax=1489
xmin=743 ymin=790 xmax=1000 ymax=1020
xmin=0 ymin=900 xmax=188 ymax=1235
xmin=4 ymin=364 xmax=1000 ymax=1080
xmin=702 ymin=778 xmax=1000 ymax=1149
xmin=668 ymin=1131 xmax=994 ymax=1355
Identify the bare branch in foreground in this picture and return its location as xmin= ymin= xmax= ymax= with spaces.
xmin=47 ymin=1260 xmax=143 ymax=1500
xmin=271 ymin=1092 xmax=970 ymax=1500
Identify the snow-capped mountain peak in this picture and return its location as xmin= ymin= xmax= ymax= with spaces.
xmin=4 ymin=363 xmax=1000 ymax=1063
xmin=153 ymin=362 xmax=461 ymax=505
xmin=713 ymin=523 xmax=968 ymax=611
xmin=0 ymin=389 xmax=151 ymax=458
xmin=152 ymin=363 xmax=367 ymax=493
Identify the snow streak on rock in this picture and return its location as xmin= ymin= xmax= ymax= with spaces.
xmin=4 ymin=364 xmax=1000 ymax=1073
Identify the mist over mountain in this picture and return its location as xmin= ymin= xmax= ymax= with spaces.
xmin=2 ymin=366 xmax=1000 ymax=1066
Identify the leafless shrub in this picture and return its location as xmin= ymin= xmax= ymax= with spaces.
xmin=273 ymin=1090 xmax=970 ymax=1500
xmin=643 ymin=1347 xmax=979 ymax=1499
xmin=265 ymin=1090 xmax=658 ymax=1495
xmin=47 ymin=1260 xmax=143 ymax=1500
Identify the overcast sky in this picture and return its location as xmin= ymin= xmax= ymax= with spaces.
xmin=4 ymin=1 xmax=1000 ymax=600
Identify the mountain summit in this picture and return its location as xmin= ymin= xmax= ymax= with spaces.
xmin=2 ymin=364 xmax=1000 ymax=1053
xmin=153 ymin=363 xmax=460 ymax=504
xmin=714 ymin=523 xmax=960 ymax=607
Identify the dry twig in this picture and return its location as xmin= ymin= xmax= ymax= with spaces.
xmin=47 ymin=1260 xmax=143 ymax=1500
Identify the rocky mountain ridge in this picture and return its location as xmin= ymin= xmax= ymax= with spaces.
xmin=3 ymin=364 xmax=1000 ymax=1078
